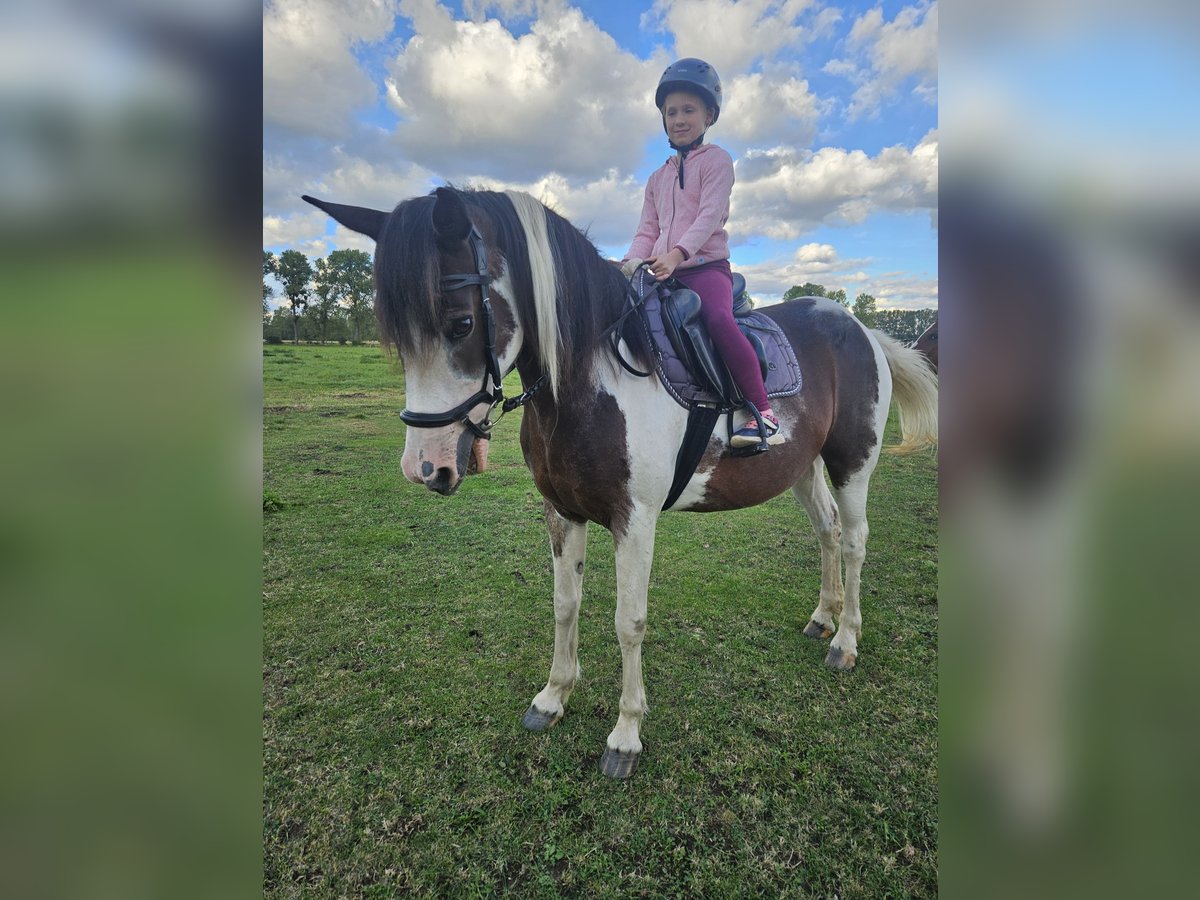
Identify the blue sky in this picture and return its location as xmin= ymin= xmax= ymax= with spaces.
xmin=264 ymin=0 xmax=938 ymax=308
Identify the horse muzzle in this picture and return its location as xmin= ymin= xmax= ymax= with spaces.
xmin=401 ymin=425 xmax=490 ymax=495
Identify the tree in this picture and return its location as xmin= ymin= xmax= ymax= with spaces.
xmin=276 ymin=249 xmax=314 ymax=343
xmin=828 ymin=288 xmax=848 ymax=307
xmin=309 ymin=260 xmax=340 ymax=344
xmin=852 ymin=292 xmax=878 ymax=327
xmin=874 ymin=308 xmax=938 ymax=343
xmin=263 ymin=306 xmax=296 ymax=342
xmin=314 ymin=249 xmax=374 ymax=343
xmin=783 ymin=282 xmax=827 ymax=301
xmin=263 ymin=250 xmax=277 ymax=316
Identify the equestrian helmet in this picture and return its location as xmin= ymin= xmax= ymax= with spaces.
xmin=655 ymin=58 xmax=722 ymax=123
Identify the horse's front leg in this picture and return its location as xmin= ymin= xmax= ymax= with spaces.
xmin=523 ymin=501 xmax=587 ymax=732
xmin=599 ymin=508 xmax=657 ymax=779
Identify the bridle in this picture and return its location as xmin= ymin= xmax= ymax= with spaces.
xmin=398 ymin=225 xmax=545 ymax=439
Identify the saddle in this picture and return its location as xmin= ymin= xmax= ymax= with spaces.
xmin=621 ymin=269 xmax=802 ymax=510
xmin=660 ymin=273 xmax=764 ymax=404
xmin=633 ymin=269 xmax=802 ymax=413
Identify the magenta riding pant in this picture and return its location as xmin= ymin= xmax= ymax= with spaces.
xmin=671 ymin=259 xmax=769 ymax=410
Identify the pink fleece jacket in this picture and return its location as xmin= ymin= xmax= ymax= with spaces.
xmin=624 ymin=142 xmax=734 ymax=269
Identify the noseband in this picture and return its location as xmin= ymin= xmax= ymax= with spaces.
xmin=398 ymin=225 xmax=545 ymax=439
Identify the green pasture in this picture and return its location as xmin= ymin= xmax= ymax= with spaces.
xmin=264 ymin=342 xmax=938 ymax=897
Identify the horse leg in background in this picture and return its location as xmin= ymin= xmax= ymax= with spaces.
xmin=825 ymin=472 xmax=872 ymax=672
xmin=522 ymin=502 xmax=588 ymax=732
xmin=599 ymin=508 xmax=658 ymax=778
xmin=792 ymin=457 xmax=844 ymax=641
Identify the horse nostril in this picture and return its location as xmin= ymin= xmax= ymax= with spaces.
xmin=421 ymin=461 xmax=434 ymax=478
xmin=426 ymin=466 xmax=458 ymax=495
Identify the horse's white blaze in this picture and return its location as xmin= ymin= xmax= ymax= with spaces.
xmin=399 ymin=348 xmax=483 ymax=483
xmin=399 ymin=265 xmax=525 ymax=486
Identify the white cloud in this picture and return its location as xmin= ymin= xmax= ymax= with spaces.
xmin=264 ymin=148 xmax=439 ymax=255
xmin=261 ymin=1 xmax=937 ymax=310
xmin=463 ymin=0 xmax=537 ymax=20
xmin=264 ymin=0 xmax=398 ymax=137
xmin=794 ymin=242 xmax=842 ymax=265
xmin=309 ymin=149 xmax=436 ymax=209
xmin=386 ymin=2 xmax=662 ymax=181
xmin=737 ymin=244 xmax=937 ymax=310
xmin=643 ymin=0 xmax=819 ymax=76
xmin=328 ymin=226 xmax=381 ymax=255
xmin=821 ymin=58 xmax=857 ymax=78
xmin=721 ymin=72 xmax=824 ymax=147
xmin=871 ymin=272 xmax=939 ymax=310
xmin=263 ymin=213 xmax=375 ymax=261
xmin=737 ymin=242 xmax=870 ymax=296
xmin=731 ymin=129 xmax=938 ymax=239
xmin=264 ymin=143 xmax=435 ymax=215
xmin=464 ymin=168 xmax=645 ymax=250
xmin=835 ymin=1 xmax=938 ymax=119
xmin=263 ymin=209 xmax=330 ymax=249
xmin=810 ymin=5 xmax=843 ymax=39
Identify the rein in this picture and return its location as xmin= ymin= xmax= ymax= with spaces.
xmin=601 ymin=266 xmax=656 ymax=378
xmin=398 ymin=226 xmax=546 ymax=439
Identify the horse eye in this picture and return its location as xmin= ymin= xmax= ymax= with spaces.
xmin=448 ymin=316 xmax=474 ymax=339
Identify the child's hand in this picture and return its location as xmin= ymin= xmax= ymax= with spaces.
xmin=647 ymin=249 xmax=684 ymax=281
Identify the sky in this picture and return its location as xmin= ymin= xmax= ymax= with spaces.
xmin=263 ymin=0 xmax=938 ymax=309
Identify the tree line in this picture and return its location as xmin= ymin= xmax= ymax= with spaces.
xmin=262 ymin=250 xmax=935 ymax=346
xmin=263 ymin=248 xmax=378 ymax=344
xmin=779 ymin=283 xmax=936 ymax=343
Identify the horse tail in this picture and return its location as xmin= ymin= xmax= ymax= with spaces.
xmin=872 ymin=329 xmax=938 ymax=455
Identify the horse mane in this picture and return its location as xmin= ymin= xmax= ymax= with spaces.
xmin=373 ymin=187 xmax=651 ymax=399
xmin=504 ymin=192 xmax=561 ymax=395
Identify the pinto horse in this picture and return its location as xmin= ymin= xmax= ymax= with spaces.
xmin=303 ymin=187 xmax=938 ymax=778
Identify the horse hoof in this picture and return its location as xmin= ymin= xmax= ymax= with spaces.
xmin=803 ymin=620 xmax=834 ymax=640
xmin=824 ymin=646 xmax=857 ymax=672
xmin=522 ymin=705 xmax=561 ymax=732
xmin=599 ymin=747 xmax=640 ymax=779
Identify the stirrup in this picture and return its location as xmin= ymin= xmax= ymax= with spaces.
xmin=730 ymin=411 xmax=782 ymax=448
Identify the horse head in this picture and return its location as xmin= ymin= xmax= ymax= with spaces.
xmin=302 ymin=188 xmax=527 ymax=495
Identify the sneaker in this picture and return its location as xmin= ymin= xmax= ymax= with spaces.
xmin=731 ymin=412 xmax=783 ymax=448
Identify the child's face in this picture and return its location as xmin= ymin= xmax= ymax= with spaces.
xmin=661 ymin=90 xmax=712 ymax=145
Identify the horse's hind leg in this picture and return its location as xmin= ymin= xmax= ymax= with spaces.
xmin=523 ymin=502 xmax=587 ymax=732
xmin=792 ymin=457 xmax=843 ymax=641
xmin=825 ymin=471 xmax=872 ymax=672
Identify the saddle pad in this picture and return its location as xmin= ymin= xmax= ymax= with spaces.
xmin=634 ymin=271 xmax=802 ymax=409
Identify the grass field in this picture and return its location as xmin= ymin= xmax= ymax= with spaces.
xmin=263 ymin=342 xmax=938 ymax=897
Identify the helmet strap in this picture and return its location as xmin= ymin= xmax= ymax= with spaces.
xmin=667 ymin=134 xmax=704 ymax=153
xmin=667 ymin=134 xmax=704 ymax=189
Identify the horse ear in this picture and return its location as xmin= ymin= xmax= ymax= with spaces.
xmin=432 ymin=187 xmax=472 ymax=248
xmin=301 ymin=195 xmax=386 ymax=241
